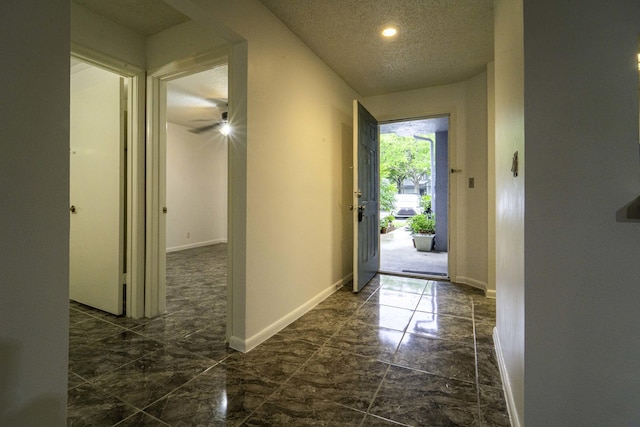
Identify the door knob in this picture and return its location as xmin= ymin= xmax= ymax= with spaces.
xmin=70 ymin=205 xmax=77 ymax=213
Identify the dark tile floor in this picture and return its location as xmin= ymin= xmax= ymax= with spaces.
xmin=67 ymin=244 xmax=510 ymax=426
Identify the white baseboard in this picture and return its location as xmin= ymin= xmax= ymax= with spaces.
xmin=493 ymin=327 xmax=519 ymax=427
xmin=485 ymin=289 xmax=496 ymax=299
xmin=166 ymin=239 xmax=227 ymax=253
xmin=228 ymin=275 xmax=351 ymax=353
xmin=455 ymin=276 xmax=487 ymax=294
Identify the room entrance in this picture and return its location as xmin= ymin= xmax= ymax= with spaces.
xmin=69 ymin=53 xmax=145 ymax=317
xmin=378 ymin=116 xmax=450 ymax=279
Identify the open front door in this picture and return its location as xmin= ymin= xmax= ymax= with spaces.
xmin=70 ymin=64 xmax=125 ymax=315
xmin=353 ymin=100 xmax=380 ymax=292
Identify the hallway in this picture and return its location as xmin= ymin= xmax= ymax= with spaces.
xmin=67 ymin=245 xmax=509 ymax=426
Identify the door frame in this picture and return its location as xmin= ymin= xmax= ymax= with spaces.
xmin=70 ymin=43 xmax=146 ymax=318
xmin=378 ymin=114 xmax=453 ymax=280
xmin=146 ymin=48 xmax=231 ymax=318
xmin=374 ymin=110 xmax=457 ymax=281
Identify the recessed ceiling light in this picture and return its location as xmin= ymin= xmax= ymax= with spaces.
xmin=381 ymin=26 xmax=398 ymax=37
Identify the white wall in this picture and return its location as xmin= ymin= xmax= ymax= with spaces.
xmin=71 ymin=2 xmax=146 ymax=69
xmin=172 ymin=0 xmax=358 ymax=350
xmin=0 ymin=1 xmax=69 ymax=425
xmin=146 ymin=19 xmax=227 ymax=71
xmin=523 ymin=1 xmax=640 ymax=424
xmin=166 ymin=122 xmax=227 ymax=251
xmin=363 ymin=72 xmax=489 ymax=293
xmin=493 ymin=0 xmax=525 ymax=425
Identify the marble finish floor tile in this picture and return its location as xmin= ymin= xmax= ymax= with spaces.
xmin=145 ymin=364 xmax=279 ymax=426
xmin=69 ymin=246 xmax=509 ymax=426
xmin=326 ymin=320 xmax=404 ymax=361
xmin=223 ymin=338 xmax=319 ymax=383
xmin=368 ymin=288 xmax=423 ymax=310
xmin=379 ymin=274 xmax=431 ymax=294
xmin=245 ymin=385 xmax=366 ymax=426
xmin=286 ymin=346 xmax=389 ymax=411
xmin=416 ymin=292 xmax=473 ymax=318
xmin=114 ymin=412 xmax=170 ymax=426
xmin=406 ymin=311 xmax=474 ymax=343
xmin=93 ymin=345 xmax=217 ymax=410
xmin=479 ymin=385 xmax=512 ymax=426
xmin=69 ymin=331 xmax=165 ymax=381
xmin=475 ymin=319 xmax=496 ymax=348
xmin=369 ymin=365 xmax=481 ymax=426
xmin=393 ymin=333 xmax=477 ymax=383
xmin=69 ymin=315 xmax=127 ymax=344
xmin=274 ymin=307 xmax=349 ymax=346
xmin=176 ymin=325 xmax=235 ymax=362
xmin=351 ymin=302 xmax=415 ymax=331
xmin=67 ymin=383 xmax=138 ymax=426
xmin=477 ymin=346 xmax=503 ymax=388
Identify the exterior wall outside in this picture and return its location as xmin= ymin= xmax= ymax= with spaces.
xmin=435 ymin=131 xmax=449 ymax=251
xmin=0 ymin=1 xmax=70 ymax=424
xmin=166 ymin=123 xmax=228 ymax=252
xmin=523 ymin=0 xmax=640 ymax=424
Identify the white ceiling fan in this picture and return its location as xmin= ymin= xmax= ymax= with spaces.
xmin=187 ymin=98 xmax=229 ymax=134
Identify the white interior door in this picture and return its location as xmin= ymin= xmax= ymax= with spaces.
xmin=70 ymin=64 xmax=125 ymax=315
xmin=353 ymin=100 xmax=380 ymax=292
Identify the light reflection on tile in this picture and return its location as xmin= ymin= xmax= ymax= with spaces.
xmin=68 ymin=247 xmax=508 ymax=427
xmin=406 ymin=311 xmax=474 ymax=343
xmin=369 ymin=288 xmax=422 ymax=310
xmin=351 ymin=303 xmax=414 ymax=331
xmin=379 ymin=275 xmax=428 ymax=294
xmin=326 ymin=322 xmax=404 ymax=361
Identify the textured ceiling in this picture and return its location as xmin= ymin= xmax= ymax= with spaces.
xmin=72 ymin=0 xmax=492 ymax=129
xmin=166 ymin=65 xmax=229 ymax=129
xmin=259 ymin=0 xmax=494 ymax=96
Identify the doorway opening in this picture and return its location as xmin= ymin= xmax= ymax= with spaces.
xmin=163 ymin=64 xmax=229 ymax=329
xmin=378 ymin=116 xmax=450 ymax=279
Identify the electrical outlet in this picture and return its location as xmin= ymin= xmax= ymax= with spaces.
xmin=469 ymin=177 xmax=475 ymax=188
xmin=186 ymin=232 xmax=190 ymax=239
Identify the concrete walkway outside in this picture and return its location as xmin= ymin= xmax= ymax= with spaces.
xmin=380 ymin=225 xmax=448 ymax=279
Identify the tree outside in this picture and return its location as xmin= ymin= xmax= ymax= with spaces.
xmin=380 ymin=132 xmax=433 ymax=195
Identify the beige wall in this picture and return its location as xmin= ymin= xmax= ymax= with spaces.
xmin=363 ymin=72 xmax=489 ymax=294
xmin=166 ymin=123 xmax=228 ymax=251
xmin=71 ymin=2 xmax=146 ymax=69
xmin=493 ymin=0 xmax=525 ymax=424
xmin=170 ymin=0 xmax=358 ymax=349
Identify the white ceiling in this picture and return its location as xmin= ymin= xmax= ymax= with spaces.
xmin=258 ymin=0 xmax=494 ymax=96
xmin=72 ymin=1 xmax=493 ymax=132
xmin=166 ymin=66 xmax=229 ymax=129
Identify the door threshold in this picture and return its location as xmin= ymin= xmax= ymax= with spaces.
xmin=378 ymin=269 xmax=450 ymax=281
